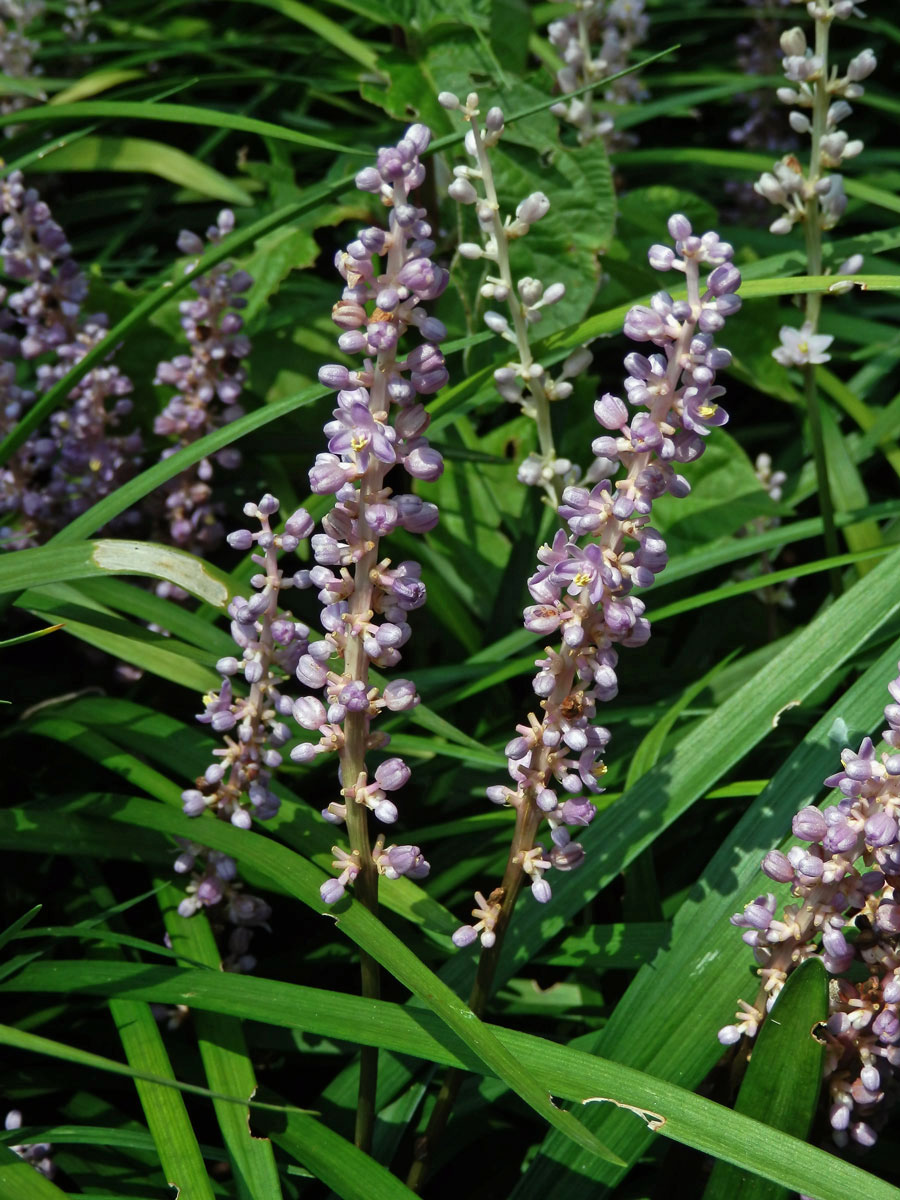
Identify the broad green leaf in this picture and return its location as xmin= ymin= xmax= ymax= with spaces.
xmin=160 ymin=896 xmax=283 ymax=1200
xmin=703 ymin=959 xmax=828 ymax=1200
xmin=0 ymin=540 xmax=231 ymax=605
xmin=27 ymin=136 xmax=254 ymax=206
xmin=3 ymin=959 xmax=896 ymax=1200
xmin=510 ymin=633 xmax=900 ymax=1198
xmin=237 ymin=222 xmax=320 ymax=326
xmin=109 ymin=999 xmax=216 ymax=1200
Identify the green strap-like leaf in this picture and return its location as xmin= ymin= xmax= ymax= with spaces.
xmin=0 ymin=1146 xmax=68 ymax=1200
xmin=3 ymin=960 xmax=895 ymax=1200
xmin=703 ymin=959 xmax=828 ymax=1200
xmin=509 ymin=635 xmax=900 ymax=1198
xmin=27 ymin=135 xmax=254 ymax=205
xmin=0 ymin=540 xmax=232 ymax=605
xmin=234 ymin=0 xmax=384 ymax=74
xmin=21 ymin=791 xmax=624 ymax=1166
xmin=0 ymin=99 xmax=370 ymax=155
xmin=159 ymin=894 xmax=283 ymax=1200
xmin=109 ymin=999 xmax=217 ymax=1200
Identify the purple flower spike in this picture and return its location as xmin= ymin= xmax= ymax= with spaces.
xmin=290 ymin=127 xmax=445 ymax=907
xmin=722 ymin=660 xmax=900 ymax=1149
xmin=456 ymin=214 xmax=742 ymax=956
xmin=0 ymin=172 xmax=142 ymax=546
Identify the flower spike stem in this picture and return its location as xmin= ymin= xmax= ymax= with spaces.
xmin=758 ymin=8 xmax=877 ymax=599
xmin=410 ymin=214 xmax=743 ymax=1189
xmin=406 ymin=814 xmax=532 ymax=1191
xmin=803 ymin=361 xmax=842 ymax=599
xmin=441 ymin=91 xmax=592 ymax=503
xmin=341 ymin=495 xmax=382 ymax=1154
xmin=802 ymin=13 xmax=841 ymax=598
xmin=301 ymin=123 xmax=446 ymax=1150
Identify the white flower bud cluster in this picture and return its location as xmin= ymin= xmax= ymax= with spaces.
xmin=755 ymin=20 xmax=876 ymax=238
xmin=546 ymin=0 xmax=649 ymax=148
xmin=441 ymin=89 xmax=595 ymax=500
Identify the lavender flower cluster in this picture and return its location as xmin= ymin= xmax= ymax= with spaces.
xmin=0 ymin=170 xmax=140 ymax=547
xmin=304 ymin=124 xmax=448 ymax=902
xmin=183 ymin=494 xmax=312 ymax=830
xmin=181 ymin=129 xmax=444 ymax=919
xmin=151 ymin=210 xmax=252 ymax=556
xmin=62 ymin=0 xmax=101 ymax=42
xmin=175 ymin=494 xmax=311 ymax=961
xmin=454 ymin=215 xmax=742 ymax=946
xmin=547 ymin=0 xmax=649 ymax=148
xmin=720 ymin=664 xmax=900 ymax=1148
xmin=0 ymin=1 xmax=44 ymax=130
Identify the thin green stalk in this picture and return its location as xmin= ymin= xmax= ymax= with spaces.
xmin=465 ymin=110 xmax=560 ymax=506
xmin=406 ymin=779 xmax=542 ymax=1192
xmin=802 ymin=13 xmax=842 ymax=598
xmin=803 ymin=365 xmax=843 ymax=597
xmin=341 ymin=474 xmax=381 ymax=1155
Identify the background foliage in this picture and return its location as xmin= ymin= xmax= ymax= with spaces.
xmin=2 ymin=0 xmax=900 ymax=1197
